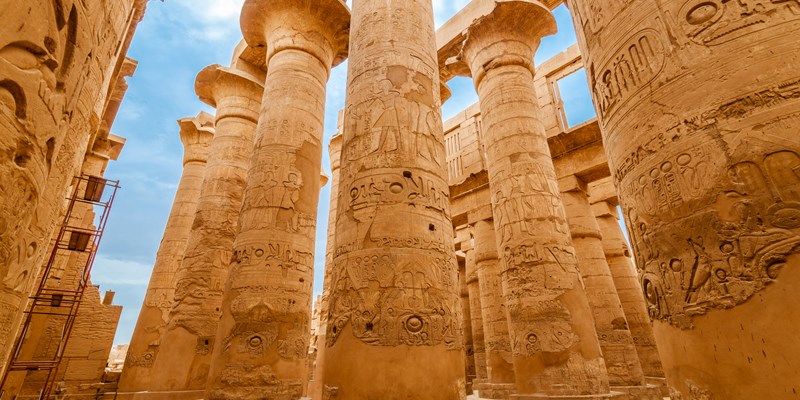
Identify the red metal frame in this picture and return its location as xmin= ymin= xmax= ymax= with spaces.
xmin=0 ymin=175 xmax=120 ymax=400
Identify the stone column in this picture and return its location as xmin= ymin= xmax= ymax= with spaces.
xmin=560 ymin=176 xmax=660 ymax=399
xmin=310 ymin=133 xmax=344 ymax=400
xmin=147 ymin=64 xmax=263 ymax=393
xmin=591 ymin=200 xmax=665 ymax=382
xmin=119 ymin=113 xmax=214 ymax=392
xmin=452 ymin=2 xmax=615 ymax=397
xmin=323 ymin=0 xmax=464 ymax=397
xmin=566 ymin=0 xmax=800 ymax=397
xmin=459 ymin=255 xmax=477 ymax=392
xmin=205 ymin=2 xmax=350 ymax=399
xmin=466 ymin=247 xmax=489 ymax=385
xmin=473 ymin=219 xmax=516 ymax=398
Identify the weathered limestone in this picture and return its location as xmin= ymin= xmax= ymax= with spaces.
xmin=322 ymin=0 xmax=464 ymax=397
xmin=310 ymin=132 xmax=344 ymax=400
xmin=0 ymin=0 xmax=146 ymax=377
xmin=458 ymin=255 xmax=477 ymax=392
xmin=473 ymin=219 xmax=516 ymax=399
xmin=588 ymin=180 xmax=664 ymax=383
xmin=566 ymin=0 xmax=800 ymax=398
xmin=119 ymin=113 xmax=214 ymax=393
xmin=144 ymin=64 xmax=263 ymax=394
xmin=466 ymin=247 xmax=489 ymax=385
xmin=446 ymin=1 xmax=616 ymax=397
xmin=204 ymin=1 xmax=350 ymax=399
xmin=560 ymin=175 xmax=662 ymax=398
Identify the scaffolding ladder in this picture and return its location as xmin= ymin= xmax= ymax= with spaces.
xmin=0 ymin=175 xmax=120 ymax=400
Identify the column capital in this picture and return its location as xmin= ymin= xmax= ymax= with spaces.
xmin=558 ymin=174 xmax=588 ymax=194
xmin=195 ymin=64 xmax=264 ymax=123
xmin=329 ymin=133 xmax=343 ymax=171
xmin=177 ymin=112 xmax=215 ymax=165
xmin=240 ymin=0 xmax=350 ymax=70
xmin=441 ymin=0 xmax=556 ymax=87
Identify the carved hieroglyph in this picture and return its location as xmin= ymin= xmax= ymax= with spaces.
xmin=560 ymin=176 xmax=646 ymax=388
xmin=591 ymin=198 xmax=665 ymax=380
xmin=0 ymin=0 xmax=145 ymax=376
xmin=567 ymin=0 xmax=800 ymax=397
xmin=119 ymin=113 xmax=214 ymax=392
xmin=448 ymin=1 xmax=614 ymax=396
xmin=143 ymin=64 xmax=263 ymax=392
xmin=465 ymin=247 xmax=488 ymax=383
xmin=322 ymin=0 xmax=465 ymax=398
xmin=205 ymin=1 xmax=350 ymax=399
xmin=310 ymin=133 xmax=344 ymax=400
xmin=473 ymin=220 xmax=516 ymax=398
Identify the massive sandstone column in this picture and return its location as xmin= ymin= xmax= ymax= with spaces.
xmin=466 ymin=248 xmax=488 ymax=385
xmin=452 ymin=2 xmax=615 ymax=397
xmin=119 ymin=113 xmax=214 ymax=392
xmin=147 ymin=64 xmax=263 ymax=393
xmin=560 ymin=176 xmax=658 ymax=397
xmin=473 ymin=219 xmax=516 ymax=398
xmin=458 ymin=255 xmax=477 ymax=391
xmin=310 ymin=133 xmax=344 ymax=400
xmin=205 ymin=2 xmax=350 ymax=399
xmin=566 ymin=0 xmax=800 ymax=398
xmin=590 ymin=196 xmax=664 ymax=382
xmin=323 ymin=0 xmax=464 ymax=397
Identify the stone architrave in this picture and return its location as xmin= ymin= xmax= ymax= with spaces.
xmin=204 ymin=1 xmax=350 ymax=399
xmin=560 ymin=176 xmax=661 ymax=398
xmin=322 ymin=0 xmax=465 ymax=397
xmin=473 ymin=219 xmax=516 ymax=398
xmin=447 ymin=1 xmax=617 ymax=397
xmin=566 ymin=0 xmax=800 ymax=397
xmin=310 ymin=132 xmax=344 ymax=400
xmin=144 ymin=64 xmax=263 ymax=393
xmin=466 ymin=247 xmax=488 ymax=385
xmin=590 ymin=199 xmax=665 ymax=382
xmin=119 ymin=113 xmax=214 ymax=392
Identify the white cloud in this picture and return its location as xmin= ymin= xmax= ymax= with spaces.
xmin=92 ymin=255 xmax=153 ymax=286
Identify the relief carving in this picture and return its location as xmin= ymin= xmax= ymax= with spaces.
xmin=677 ymin=0 xmax=800 ymax=46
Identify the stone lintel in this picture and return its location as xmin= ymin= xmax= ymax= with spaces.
xmin=558 ymin=174 xmax=587 ymax=194
xmin=588 ymin=177 xmax=619 ymax=206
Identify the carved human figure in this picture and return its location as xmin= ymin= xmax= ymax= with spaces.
xmin=322 ymin=0 xmax=464 ymax=398
xmin=118 ymin=113 xmax=214 ymax=392
xmin=443 ymin=1 xmax=617 ymax=397
xmin=566 ymin=0 xmax=800 ymax=397
xmin=204 ymin=2 xmax=350 ymax=399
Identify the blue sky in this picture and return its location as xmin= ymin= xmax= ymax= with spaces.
xmin=93 ymin=1 xmax=595 ymax=346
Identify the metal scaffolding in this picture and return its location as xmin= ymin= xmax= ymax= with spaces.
xmin=1 ymin=175 xmax=120 ymax=400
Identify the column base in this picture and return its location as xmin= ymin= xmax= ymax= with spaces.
xmin=102 ymin=390 xmax=205 ymax=400
xmin=475 ymin=382 xmax=516 ymax=399
xmin=509 ymin=392 xmax=626 ymax=400
xmin=610 ymin=385 xmax=664 ymax=400
xmin=643 ymin=376 xmax=669 ymax=397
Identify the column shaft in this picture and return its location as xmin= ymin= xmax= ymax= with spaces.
xmin=566 ymin=0 xmax=800 ymax=397
xmin=593 ymin=201 xmax=664 ymax=380
xmin=323 ymin=0 xmax=464 ymax=398
xmin=459 ymin=257 xmax=477 ymax=389
xmin=473 ymin=220 xmax=516 ymax=398
xmin=207 ymin=47 xmax=329 ymax=399
xmin=560 ymin=178 xmax=645 ymax=388
xmin=120 ymin=117 xmax=212 ymax=392
xmin=466 ymin=250 xmax=488 ymax=383
xmin=149 ymin=69 xmax=262 ymax=392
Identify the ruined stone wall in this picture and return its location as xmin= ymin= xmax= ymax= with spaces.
xmin=0 ymin=0 xmax=146 ymax=377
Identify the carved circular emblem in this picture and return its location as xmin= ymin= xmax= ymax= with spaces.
xmin=390 ymin=182 xmax=403 ymax=194
xmin=643 ymin=278 xmax=658 ymax=305
xmin=526 ymin=333 xmax=538 ymax=344
xmin=248 ymin=336 xmax=263 ymax=348
xmin=686 ymin=2 xmax=719 ymax=25
xmin=143 ymin=353 xmax=153 ymax=360
xmin=769 ymin=204 xmax=800 ymax=229
xmin=405 ymin=316 xmax=424 ymax=333
xmin=677 ymin=153 xmax=692 ymax=166
xmin=255 ymin=249 xmax=265 ymax=257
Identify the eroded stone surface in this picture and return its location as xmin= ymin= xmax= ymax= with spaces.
xmin=567 ymin=0 xmax=800 ymax=397
xmin=322 ymin=0 xmax=465 ymax=398
xmin=205 ymin=1 xmax=350 ymax=398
